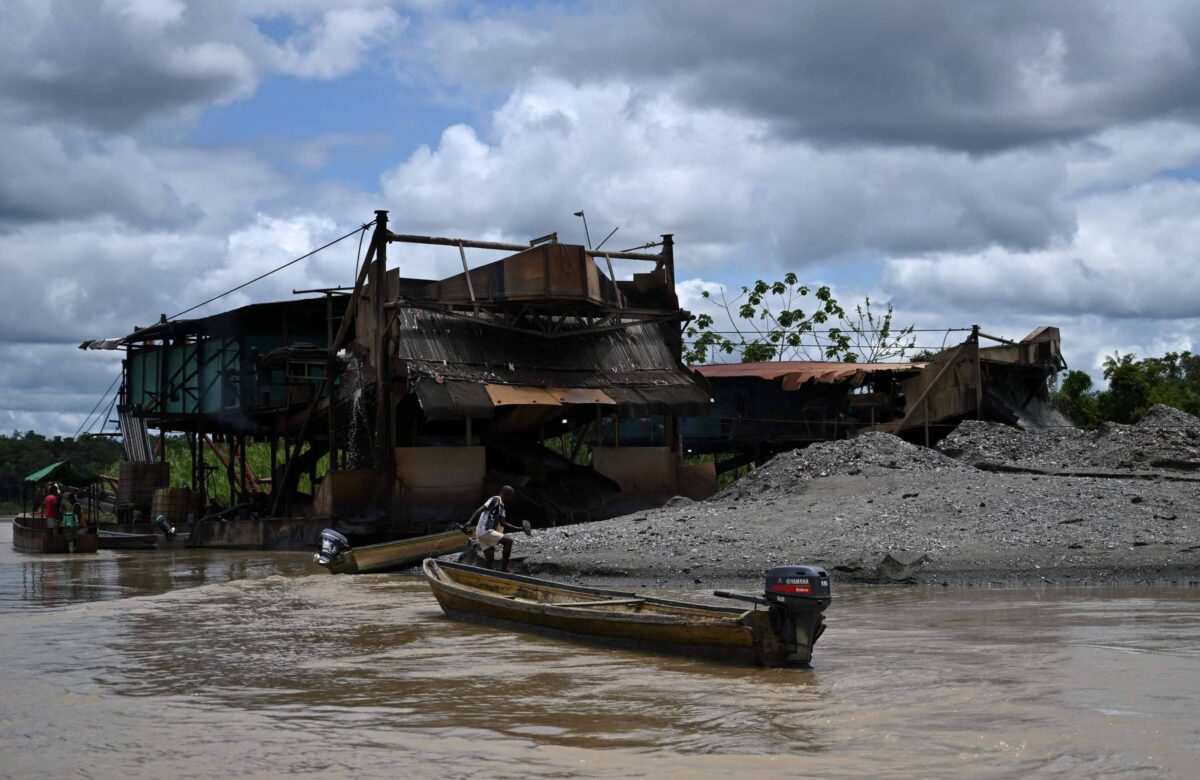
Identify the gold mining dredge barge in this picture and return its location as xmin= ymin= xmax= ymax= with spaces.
xmin=81 ymin=210 xmax=1065 ymax=550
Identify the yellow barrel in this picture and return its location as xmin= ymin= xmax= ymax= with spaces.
xmin=117 ymin=462 xmax=170 ymax=510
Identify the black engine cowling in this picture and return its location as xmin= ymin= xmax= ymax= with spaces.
xmin=764 ymin=565 xmax=830 ymax=666
xmin=314 ymin=528 xmax=351 ymax=568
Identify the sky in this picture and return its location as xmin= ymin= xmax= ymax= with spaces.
xmin=2 ymin=0 xmax=1200 ymax=436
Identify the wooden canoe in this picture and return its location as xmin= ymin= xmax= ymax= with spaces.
xmin=12 ymin=515 xmax=99 ymax=554
xmin=322 ymin=529 xmax=470 ymax=574
xmin=423 ymin=559 xmax=790 ymax=666
xmin=98 ymin=529 xmax=160 ymax=550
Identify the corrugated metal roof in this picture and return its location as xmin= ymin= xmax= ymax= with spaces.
xmin=693 ymin=360 xmax=923 ymax=390
xmin=395 ymin=307 xmax=710 ymax=419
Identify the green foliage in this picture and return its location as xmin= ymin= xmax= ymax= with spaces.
xmin=909 ymin=349 xmax=939 ymax=363
xmin=1052 ymin=351 xmax=1200 ymax=426
xmin=684 ymin=276 xmax=915 ymax=364
xmin=160 ymin=436 xmax=327 ymax=505
xmin=1054 ymin=370 xmax=1101 ymax=426
xmin=0 ymin=431 xmax=123 ymax=502
xmin=1098 ymin=354 xmax=1151 ymax=424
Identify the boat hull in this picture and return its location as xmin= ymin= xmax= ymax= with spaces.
xmin=423 ymin=560 xmax=788 ymax=666
xmin=325 ymin=529 xmax=470 ymax=574
xmin=98 ymin=530 xmax=160 ymax=550
xmin=12 ymin=516 xmax=99 ymax=554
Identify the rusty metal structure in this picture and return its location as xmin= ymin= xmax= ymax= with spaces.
xmin=615 ymin=327 xmax=1066 ymax=484
xmin=870 ymin=326 xmax=1066 ymax=442
xmin=84 ymin=211 xmax=711 ymax=547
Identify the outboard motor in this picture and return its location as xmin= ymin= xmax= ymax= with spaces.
xmin=715 ymin=564 xmax=831 ymax=666
xmin=154 ymin=514 xmax=176 ymax=540
xmin=763 ymin=565 xmax=830 ymax=665
xmin=314 ymin=528 xmax=351 ymax=569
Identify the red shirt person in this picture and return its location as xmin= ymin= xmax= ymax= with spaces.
xmin=43 ymin=486 xmax=60 ymax=526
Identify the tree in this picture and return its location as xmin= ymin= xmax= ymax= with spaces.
xmin=1053 ymin=369 xmax=1101 ymax=426
xmin=684 ymin=275 xmax=916 ymax=364
xmin=1099 ymin=353 xmax=1151 ymax=424
xmin=843 ymin=297 xmax=916 ymax=363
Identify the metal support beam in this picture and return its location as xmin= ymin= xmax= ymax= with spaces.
xmin=457 ymin=242 xmax=477 ymax=303
xmin=388 ymin=230 xmax=665 ymax=262
xmin=973 ymin=325 xmax=983 ymax=419
xmin=372 ymin=211 xmax=392 ymax=473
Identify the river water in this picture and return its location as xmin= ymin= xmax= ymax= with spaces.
xmin=2 ymin=520 xmax=1198 ymax=779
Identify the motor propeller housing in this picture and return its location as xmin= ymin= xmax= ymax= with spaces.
xmin=154 ymin=514 xmax=176 ymax=540
xmin=315 ymin=528 xmax=351 ymax=568
xmin=714 ymin=564 xmax=832 ymax=666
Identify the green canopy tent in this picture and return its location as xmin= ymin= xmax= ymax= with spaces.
xmin=23 ymin=459 xmax=102 ymax=521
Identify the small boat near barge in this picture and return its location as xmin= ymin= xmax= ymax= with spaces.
xmin=98 ymin=529 xmax=160 ymax=550
xmin=423 ymin=559 xmax=831 ymax=667
xmin=12 ymin=515 xmax=99 ymax=554
xmin=315 ymin=528 xmax=470 ymax=574
xmin=15 ymin=459 xmax=104 ymax=554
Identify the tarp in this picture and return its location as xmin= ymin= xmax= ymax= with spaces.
xmin=24 ymin=460 xmax=102 ymax=486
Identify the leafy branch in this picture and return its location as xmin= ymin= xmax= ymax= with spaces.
xmin=684 ymin=274 xmax=915 ymax=364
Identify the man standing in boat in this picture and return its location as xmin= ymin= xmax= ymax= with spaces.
xmin=42 ymin=483 xmax=60 ymax=527
xmin=468 ymin=485 xmax=522 ymax=572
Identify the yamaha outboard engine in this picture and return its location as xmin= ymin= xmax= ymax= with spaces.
xmin=763 ymin=565 xmax=830 ymax=665
xmin=715 ymin=564 xmax=831 ymax=666
xmin=314 ymin=528 xmax=351 ymax=569
xmin=154 ymin=514 xmax=176 ymax=540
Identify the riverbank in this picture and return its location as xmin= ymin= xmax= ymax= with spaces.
xmin=522 ymin=407 xmax=1200 ymax=588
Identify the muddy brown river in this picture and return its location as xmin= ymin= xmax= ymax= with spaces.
xmin=2 ymin=520 xmax=1199 ymax=778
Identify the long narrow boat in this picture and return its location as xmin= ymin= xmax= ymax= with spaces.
xmin=422 ymin=559 xmax=831 ymax=667
xmin=98 ymin=529 xmax=160 ymax=550
xmin=316 ymin=528 xmax=470 ymax=574
xmin=12 ymin=515 xmax=100 ymax=554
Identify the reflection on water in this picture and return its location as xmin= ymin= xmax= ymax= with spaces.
xmin=1 ymin=521 xmax=1199 ymax=778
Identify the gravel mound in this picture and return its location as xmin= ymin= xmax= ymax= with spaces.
xmin=938 ymin=404 xmax=1200 ymax=471
xmin=721 ymin=432 xmax=968 ymax=501
xmin=936 ymin=420 xmax=1084 ymax=467
xmin=1138 ymin=403 xmax=1200 ymax=430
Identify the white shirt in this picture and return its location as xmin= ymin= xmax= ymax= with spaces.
xmin=475 ymin=496 xmax=505 ymax=537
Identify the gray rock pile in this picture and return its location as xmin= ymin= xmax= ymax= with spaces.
xmin=937 ymin=404 xmax=1200 ymax=472
xmin=720 ymin=432 xmax=968 ymax=501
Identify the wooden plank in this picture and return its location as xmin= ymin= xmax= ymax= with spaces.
xmin=566 ymin=598 xmax=646 ymax=608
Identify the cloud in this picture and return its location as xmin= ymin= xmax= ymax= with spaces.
xmin=882 ymin=177 xmax=1200 ymax=320
xmin=5 ymin=0 xmax=1200 ymax=437
xmin=268 ymin=6 xmax=404 ymax=79
xmin=422 ymin=0 xmax=1200 ymax=153
xmin=0 ymin=125 xmax=195 ymax=227
xmin=379 ymin=78 xmax=1080 ymax=270
xmin=0 ymin=343 xmax=123 ymax=437
xmin=0 ymin=0 xmax=405 ymax=132
xmin=0 ymin=0 xmax=258 ymax=131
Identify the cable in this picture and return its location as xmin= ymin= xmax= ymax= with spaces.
xmin=692 ymin=327 xmax=974 ymax=334
xmin=73 ymin=371 xmax=122 ymax=440
xmin=353 ymin=224 xmax=367 ymax=283
xmin=87 ymin=388 xmax=120 ymax=439
xmin=75 ymin=224 xmax=372 ymax=440
xmin=170 ymin=222 xmax=373 ymax=320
